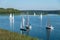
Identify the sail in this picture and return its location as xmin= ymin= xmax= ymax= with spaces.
xmin=40 ymin=13 xmax=43 ymax=27
xmin=46 ymin=17 xmax=54 ymax=30
xmin=22 ymin=17 xmax=25 ymax=27
xmin=29 ymin=25 xmax=32 ymax=29
xmin=10 ymin=13 xmax=13 ymax=28
xmin=20 ymin=16 xmax=25 ymax=29
xmin=10 ymin=13 xmax=12 ymax=18
xmin=9 ymin=13 xmax=14 ymax=30
xmin=34 ymin=12 xmax=36 ymax=16
xmin=26 ymin=12 xmax=32 ymax=30
xmin=10 ymin=13 xmax=13 ymax=20
xmin=40 ymin=13 xmax=42 ymax=21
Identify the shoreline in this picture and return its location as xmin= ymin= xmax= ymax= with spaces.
xmin=0 ymin=29 xmax=39 ymax=40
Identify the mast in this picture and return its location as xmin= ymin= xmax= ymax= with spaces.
xmin=40 ymin=12 xmax=42 ymax=21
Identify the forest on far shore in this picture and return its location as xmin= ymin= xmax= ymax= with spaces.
xmin=0 ymin=8 xmax=20 ymax=13
xmin=0 ymin=8 xmax=60 ymax=15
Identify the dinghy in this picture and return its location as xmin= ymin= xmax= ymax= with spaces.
xmin=46 ymin=18 xmax=54 ymax=29
xmin=20 ymin=16 xmax=26 ymax=31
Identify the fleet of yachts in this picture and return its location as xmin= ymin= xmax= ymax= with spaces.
xmin=9 ymin=13 xmax=54 ymax=34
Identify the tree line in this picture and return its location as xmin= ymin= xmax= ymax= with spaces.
xmin=0 ymin=8 xmax=60 ymax=15
xmin=0 ymin=8 xmax=21 ymax=13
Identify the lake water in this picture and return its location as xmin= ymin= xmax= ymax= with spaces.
xmin=0 ymin=14 xmax=60 ymax=40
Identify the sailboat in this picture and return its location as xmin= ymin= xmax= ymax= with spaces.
xmin=10 ymin=13 xmax=14 ymax=23
xmin=46 ymin=18 xmax=54 ymax=29
xmin=40 ymin=13 xmax=43 ymax=27
xmin=34 ymin=12 xmax=36 ymax=16
xmin=20 ymin=16 xmax=26 ymax=31
xmin=9 ymin=13 xmax=14 ymax=30
xmin=10 ymin=13 xmax=13 ymax=26
xmin=10 ymin=13 xmax=12 ymax=21
xmin=40 ymin=13 xmax=42 ymax=20
xmin=25 ymin=13 xmax=32 ymax=30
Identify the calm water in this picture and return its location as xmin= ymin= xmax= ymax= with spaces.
xmin=0 ymin=14 xmax=60 ymax=40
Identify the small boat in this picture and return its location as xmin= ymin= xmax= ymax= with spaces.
xmin=20 ymin=16 xmax=26 ymax=31
xmin=46 ymin=18 xmax=54 ymax=29
xmin=10 ymin=13 xmax=14 ymax=22
xmin=46 ymin=24 xmax=53 ymax=29
xmin=34 ymin=12 xmax=36 ymax=16
xmin=10 ymin=13 xmax=12 ymax=20
xmin=25 ymin=13 xmax=32 ymax=30
xmin=20 ymin=29 xmax=26 ymax=31
xmin=25 ymin=24 xmax=31 ymax=30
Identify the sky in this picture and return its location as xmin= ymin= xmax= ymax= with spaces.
xmin=0 ymin=0 xmax=60 ymax=10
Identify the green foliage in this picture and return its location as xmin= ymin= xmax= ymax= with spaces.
xmin=0 ymin=29 xmax=39 ymax=40
xmin=0 ymin=8 xmax=20 ymax=13
xmin=0 ymin=8 xmax=60 ymax=15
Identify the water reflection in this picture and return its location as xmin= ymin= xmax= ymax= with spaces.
xmin=26 ymin=29 xmax=30 ymax=35
xmin=20 ymin=29 xmax=30 ymax=35
xmin=46 ymin=29 xmax=51 ymax=40
xmin=21 ymin=30 xmax=24 ymax=34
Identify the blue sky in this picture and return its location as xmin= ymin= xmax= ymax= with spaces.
xmin=0 ymin=0 xmax=60 ymax=10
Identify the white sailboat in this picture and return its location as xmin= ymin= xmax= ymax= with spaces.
xmin=10 ymin=13 xmax=13 ymax=28
xmin=40 ymin=13 xmax=43 ymax=27
xmin=46 ymin=18 xmax=54 ymax=30
xmin=9 ymin=13 xmax=14 ymax=30
xmin=40 ymin=13 xmax=42 ymax=21
xmin=34 ymin=12 xmax=36 ymax=16
xmin=10 ymin=13 xmax=14 ymax=23
xmin=25 ymin=14 xmax=32 ymax=30
xmin=20 ymin=16 xmax=26 ymax=31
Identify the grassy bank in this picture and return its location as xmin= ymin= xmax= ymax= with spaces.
xmin=0 ymin=29 xmax=39 ymax=40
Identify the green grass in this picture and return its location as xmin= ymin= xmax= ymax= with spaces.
xmin=0 ymin=29 xmax=39 ymax=40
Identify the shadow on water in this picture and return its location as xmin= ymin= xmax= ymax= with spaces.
xmin=20 ymin=30 xmax=30 ymax=36
xmin=46 ymin=29 xmax=51 ymax=40
xmin=26 ymin=30 xmax=30 ymax=35
xmin=21 ymin=30 xmax=25 ymax=34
